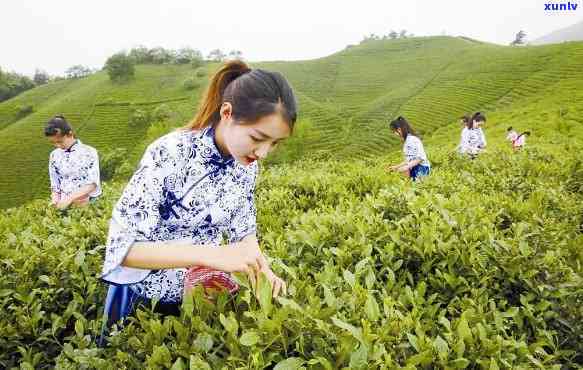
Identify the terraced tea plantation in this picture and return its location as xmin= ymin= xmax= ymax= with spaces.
xmin=1 ymin=121 xmax=582 ymax=368
xmin=0 ymin=36 xmax=582 ymax=368
xmin=3 ymin=37 xmax=583 ymax=208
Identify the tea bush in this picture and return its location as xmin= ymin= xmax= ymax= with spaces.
xmin=1 ymin=143 xmax=581 ymax=369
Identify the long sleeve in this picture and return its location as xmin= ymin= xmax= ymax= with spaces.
xmin=100 ymin=141 xmax=170 ymax=284
xmin=86 ymin=148 xmax=102 ymax=198
xmin=49 ymin=153 xmax=61 ymax=194
xmin=479 ymin=128 xmax=487 ymax=148
xmin=459 ymin=128 xmax=470 ymax=154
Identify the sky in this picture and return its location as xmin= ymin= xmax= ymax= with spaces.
xmin=2 ymin=0 xmax=582 ymax=76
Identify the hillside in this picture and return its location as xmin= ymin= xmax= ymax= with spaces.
xmin=1 ymin=103 xmax=582 ymax=367
xmin=2 ymin=36 xmax=583 ymax=209
xmin=532 ymin=19 xmax=583 ymax=45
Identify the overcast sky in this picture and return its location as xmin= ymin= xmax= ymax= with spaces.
xmin=2 ymin=0 xmax=582 ymax=76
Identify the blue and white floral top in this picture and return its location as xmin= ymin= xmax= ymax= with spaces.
xmin=404 ymin=135 xmax=430 ymax=168
xmin=459 ymin=128 xmax=486 ymax=155
xmin=100 ymin=126 xmax=258 ymax=303
xmin=49 ymin=140 xmax=101 ymax=199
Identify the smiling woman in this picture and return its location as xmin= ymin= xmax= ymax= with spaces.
xmin=98 ymin=60 xmax=298 ymax=345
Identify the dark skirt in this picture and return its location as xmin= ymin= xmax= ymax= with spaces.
xmin=410 ymin=164 xmax=430 ymax=181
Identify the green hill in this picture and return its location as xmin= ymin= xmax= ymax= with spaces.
xmin=1 ymin=115 xmax=581 ymax=368
xmin=2 ymin=36 xmax=583 ymax=209
xmin=0 ymin=36 xmax=582 ymax=368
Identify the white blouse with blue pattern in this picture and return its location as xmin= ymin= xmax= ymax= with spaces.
xmin=100 ymin=127 xmax=258 ymax=303
xmin=48 ymin=140 xmax=102 ymax=199
xmin=404 ymin=135 xmax=430 ymax=168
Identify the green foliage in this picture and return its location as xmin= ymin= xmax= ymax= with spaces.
xmin=2 ymin=36 xmax=583 ymax=211
xmin=195 ymin=68 xmax=206 ymax=78
xmin=128 ymin=106 xmax=151 ymax=128
xmin=16 ymin=104 xmax=33 ymax=119
xmin=0 ymin=67 xmax=35 ymax=102
xmin=104 ymin=53 xmax=135 ymax=83
xmin=33 ymin=69 xmax=49 ymax=86
xmin=0 ymin=137 xmax=582 ymax=367
xmin=99 ymin=148 xmax=129 ymax=181
xmin=191 ymin=58 xmax=204 ymax=69
xmin=175 ymin=47 xmax=203 ymax=65
xmin=182 ymin=77 xmax=199 ymax=91
xmin=65 ymin=65 xmax=92 ymax=79
xmin=0 ymin=64 xmax=198 ymax=208
xmin=152 ymin=103 xmax=172 ymax=122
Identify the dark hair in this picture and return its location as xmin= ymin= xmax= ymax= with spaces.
xmin=44 ymin=115 xmax=73 ymax=136
xmin=389 ymin=116 xmax=416 ymax=139
xmin=186 ymin=60 xmax=297 ymax=130
xmin=472 ymin=112 xmax=486 ymax=124
xmin=507 ymin=126 xmax=513 ymax=131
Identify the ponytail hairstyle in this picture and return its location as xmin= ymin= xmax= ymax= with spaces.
xmin=186 ymin=60 xmax=297 ymax=131
xmin=460 ymin=115 xmax=471 ymax=128
xmin=44 ymin=115 xmax=73 ymax=137
xmin=471 ymin=111 xmax=486 ymax=128
xmin=507 ymin=126 xmax=513 ymax=132
xmin=389 ymin=116 xmax=417 ymax=140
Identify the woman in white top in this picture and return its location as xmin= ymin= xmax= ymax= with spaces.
xmin=387 ymin=116 xmax=431 ymax=181
xmin=506 ymin=126 xmax=518 ymax=144
xmin=459 ymin=112 xmax=487 ymax=157
xmin=44 ymin=115 xmax=101 ymax=209
xmin=98 ymin=60 xmax=297 ymax=345
xmin=457 ymin=115 xmax=470 ymax=153
xmin=512 ymin=131 xmax=530 ymax=150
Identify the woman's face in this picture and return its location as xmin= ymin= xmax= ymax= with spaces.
xmin=218 ymin=103 xmax=291 ymax=166
xmin=393 ymin=128 xmax=403 ymax=141
xmin=47 ymin=133 xmax=75 ymax=150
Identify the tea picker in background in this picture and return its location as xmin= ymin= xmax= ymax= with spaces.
xmin=506 ymin=126 xmax=518 ymax=143
xmin=387 ymin=116 xmax=431 ymax=181
xmin=514 ymin=131 xmax=530 ymax=149
xmin=506 ymin=127 xmax=530 ymax=150
xmin=44 ymin=115 xmax=101 ymax=210
xmin=458 ymin=112 xmax=487 ymax=157
xmin=456 ymin=115 xmax=471 ymax=154
xmin=98 ymin=60 xmax=297 ymax=346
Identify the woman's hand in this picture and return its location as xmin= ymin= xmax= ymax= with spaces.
xmin=397 ymin=165 xmax=409 ymax=173
xmin=72 ymin=196 xmax=90 ymax=206
xmin=205 ymin=237 xmax=266 ymax=278
xmin=223 ymin=236 xmax=287 ymax=298
xmin=55 ymin=198 xmax=72 ymax=210
xmin=261 ymin=264 xmax=287 ymax=297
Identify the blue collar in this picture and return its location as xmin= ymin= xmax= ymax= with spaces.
xmin=64 ymin=139 xmax=79 ymax=153
xmin=201 ymin=126 xmax=234 ymax=168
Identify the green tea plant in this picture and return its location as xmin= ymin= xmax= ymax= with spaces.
xmin=1 ymin=135 xmax=581 ymax=368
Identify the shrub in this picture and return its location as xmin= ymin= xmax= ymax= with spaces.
xmin=128 ymin=107 xmax=151 ymax=128
xmin=16 ymin=104 xmax=33 ymax=119
xmin=104 ymin=53 xmax=135 ymax=83
xmin=152 ymin=104 xmax=172 ymax=121
xmin=182 ymin=77 xmax=199 ymax=90
xmin=100 ymin=147 xmax=129 ymax=181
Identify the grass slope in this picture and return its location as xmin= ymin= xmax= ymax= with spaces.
xmin=0 ymin=105 xmax=581 ymax=367
xmin=2 ymin=36 xmax=583 ymax=209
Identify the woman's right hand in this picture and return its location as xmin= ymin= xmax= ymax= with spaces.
xmin=206 ymin=237 xmax=266 ymax=275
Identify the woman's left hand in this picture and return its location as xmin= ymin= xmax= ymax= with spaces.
xmin=55 ymin=198 xmax=72 ymax=210
xmin=397 ymin=165 xmax=409 ymax=173
xmin=262 ymin=266 xmax=287 ymax=297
